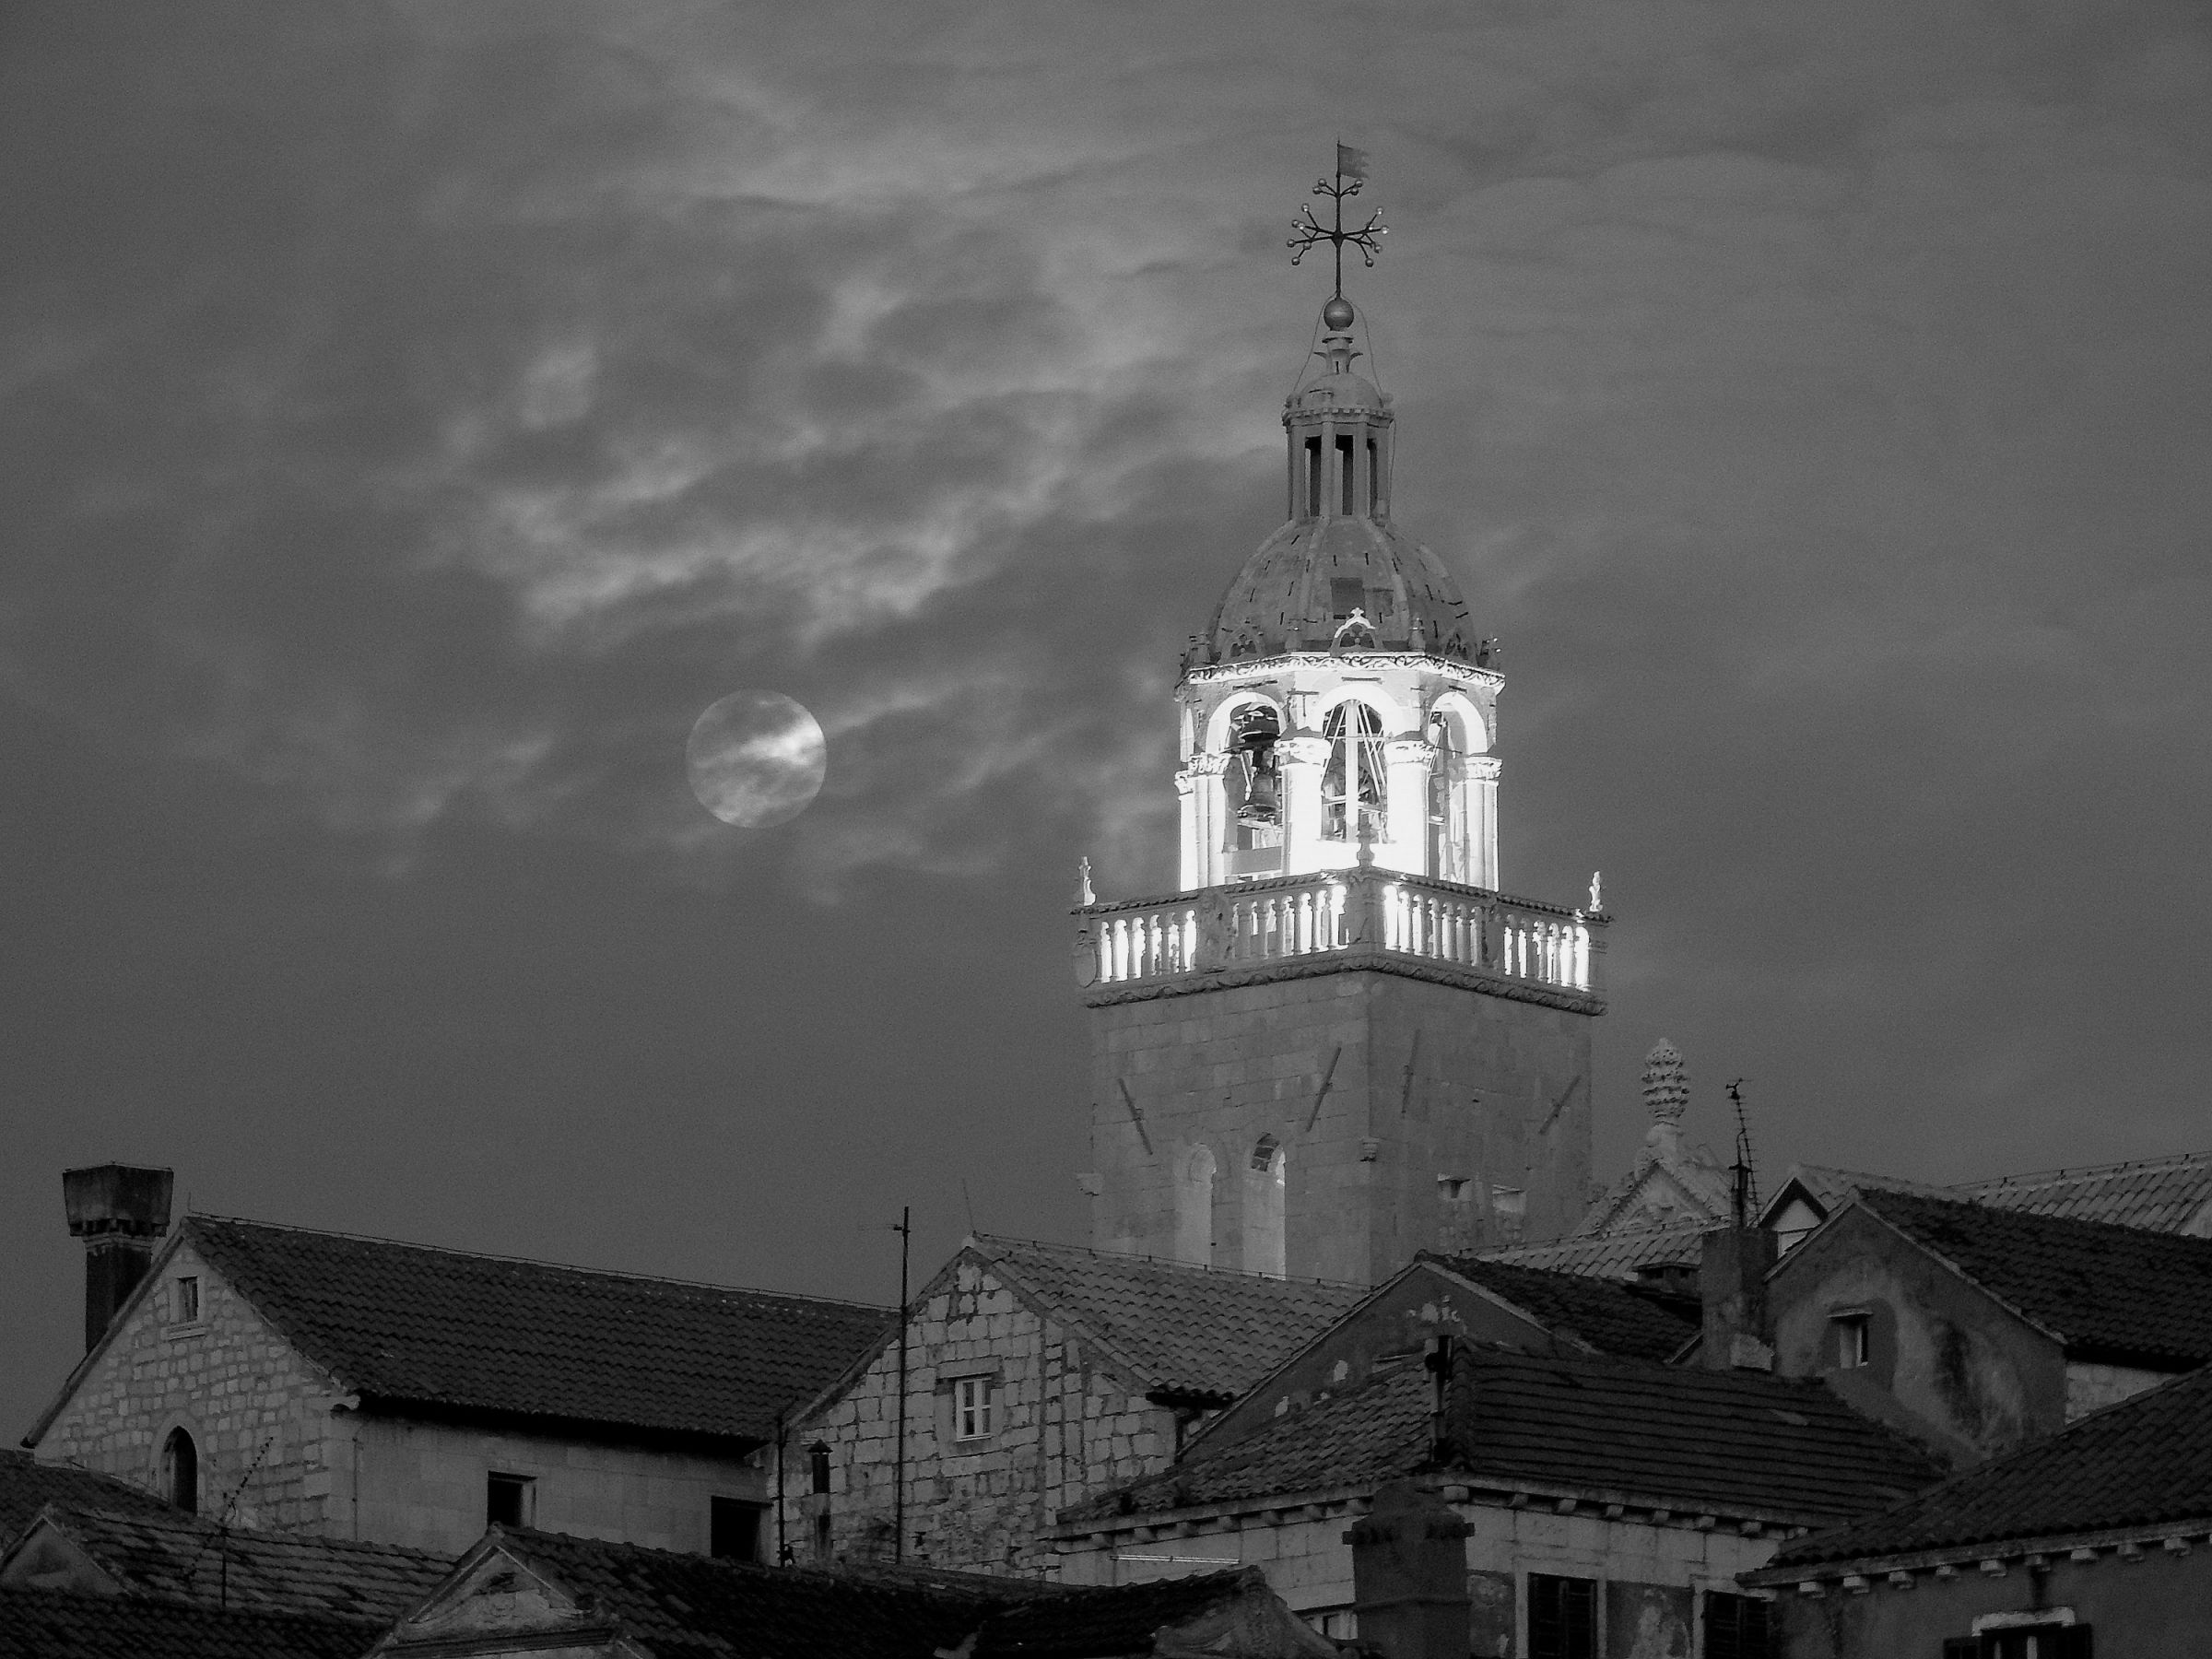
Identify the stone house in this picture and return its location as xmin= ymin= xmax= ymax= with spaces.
xmin=366 ymin=1524 xmax=1337 ymax=1659
xmin=1766 ymin=1190 xmax=2212 ymax=1464
xmin=1050 ymin=1329 xmax=1940 ymax=1650
xmin=23 ymin=1211 xmax=889 ymax=1558
xmin=1746 ymin=1359 xmax=2212 ymax=1657
xmin=790 ymin=1235 xmax=1369 ymax=1575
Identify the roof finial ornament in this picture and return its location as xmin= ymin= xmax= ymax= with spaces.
xmin=1288 ymin=142 xmax=1386 ymax=319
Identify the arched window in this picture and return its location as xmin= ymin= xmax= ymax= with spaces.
xmin=1244 ymin=1137 xmax=1287 ymax=1278
xmin=1322 ymin=701 xmax=1386 ymax=841
xmin=1175 ymin=1147 xmax=1217 ymax=1268
xmin=161 ymin=1428 xmax=198 ymax=1514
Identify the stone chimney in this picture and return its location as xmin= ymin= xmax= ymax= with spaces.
xmin=1699 ymin=1222 xmax=1777 ymax=1371
xmin=63 ymin=1165 xmax=174 ymax=1350
xmin=1347 ymin=1480 xmax=1473 ymax=1659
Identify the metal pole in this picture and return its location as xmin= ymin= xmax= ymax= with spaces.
xmin=893 ymin=1205 xmax=911 ymax=1563
xmin=774 ymin=1410 xmax=786 ymax=1565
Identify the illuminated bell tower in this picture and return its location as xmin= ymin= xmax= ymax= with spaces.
xmin=1075 ymin=156 xmax=1606 ymax=1286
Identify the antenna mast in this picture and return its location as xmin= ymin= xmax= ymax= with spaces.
xmin=1727 ymin=1079 xmax=1759 ymax=1226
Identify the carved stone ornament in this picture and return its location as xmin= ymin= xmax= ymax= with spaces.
xmin=1071 ymin=927 xmax=1100 ymax=987
xmin=1642 ymin=1039 xmax=1689 ymax=1126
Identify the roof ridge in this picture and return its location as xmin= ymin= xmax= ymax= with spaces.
xmin=47 ymin=1501 xmax=454 ymax=1559
xmin=1863 ymin=1186 xmax=2212 ymax=1248
xmin=185 ymin=1215 xmax=893 ymax=1312
xmin=1956 ymin=1147 xmax=2212 ymax=1189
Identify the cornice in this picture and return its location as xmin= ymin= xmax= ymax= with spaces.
xmin=1180 ymin=652 xmax=1503 ymax=693
xmin=1079 ymin=947 xmax=1605 ymax=1017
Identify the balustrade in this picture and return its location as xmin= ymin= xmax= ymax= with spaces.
xmin=1078 ymin=869 xmax=1600 ymax=996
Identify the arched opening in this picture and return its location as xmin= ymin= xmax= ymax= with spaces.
xmin=160 ymin=1427 xmax=198 ymax=1514
xmin=1175 ymin=1146 xmax=1217 ymax=1268
xmin=1321 ymin=700 xmax=1386 ymax=841
xmin=1223 ymin=703 xmax=1282 ymax=865
xmin=1244 ymin=1137 xmax=1287 ymax=1277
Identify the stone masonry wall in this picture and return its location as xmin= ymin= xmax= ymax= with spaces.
xmin=34 ymin=1240 xmax=347 ymax=1535
xmin=349 ymin=1415 xmax=766 ymax=1557
xmin=797 ymin=1257 xmax=1178 ymax=1577
xmin=1089 ymin=968 xmax=1594 ymax=1285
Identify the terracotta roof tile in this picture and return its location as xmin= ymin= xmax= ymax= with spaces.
xmin=9 ymin=1505 xmax=451 ymax=1623
xmin=0 ymin=1587 xmax=369 ymax=1659
xmin=969 ymin=1237 xmax=1368 ymax=1398
xmin=1066 ymin=1341 xmax=1939 ymax=1527
xmin=1476 ymin=1218 xmax=1711 ymax=1280
xmin=1422 ymin=1255 xmax=1700 ymax=1361
xmin=0 ymin=1454 xmax=173 ymax=1547
xmin=1855 ymin=1190 xmax=2212 ymax=1366
xmin=1957 ymin=1150 xmax=2212 ymax=1232
xmin=1759 ymin=1362 xmax=2212 ymax=1572
xmin=185 ymin=1217 xmax=891 ymax=1442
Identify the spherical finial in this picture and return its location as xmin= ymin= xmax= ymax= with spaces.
xmin=1322 ymin=295 xmax=1355 ymax=331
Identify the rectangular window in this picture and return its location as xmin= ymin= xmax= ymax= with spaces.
xmin=1833 ymin=1313 xmax=1871 ymax=1369
xmin=1331 ymin=578 xmax=1364 ymax=618
xmin=1703 ymin=1592 xmax=1775 ymax=1659
xmin=1336 ymin=433 xmax=1355 ymax=515
xmin=955 ymin=1376 xmax=994 ymax=1441
xmin=710 ymin=1496 xmax=766 ymax=1561
xmin=1979 ymin=1628 xmax=2091 ymax=1659
xmin=808 ymin=1442 xmax=831 ymax=1495
xmin=171 ymin=1277 xmax=199 ymax=1324
xmin=1528 ymin=1573 xmax=1596 ymax=1659
xmin=813 ymin=1511 xmax=832 ymax=1558
xmin=1305 ymin=437 xmax=1323 ymax=517
xmin=485 ymin=1472 xmax=534 ymax=1529
xmin=1367 ymin=438 xmax=1379 ymax=513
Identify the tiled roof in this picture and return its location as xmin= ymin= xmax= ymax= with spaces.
xmin=182 ymin=1217 xmax=891 ymax=1443
xmin=1759 ymin=1363 xmax=2212 ymax=1573
xmin=0 ymin=1453 xmax=172 ymax=1547
xmin=968 ymin=1237 xmax=1368 ymax=1398
xmin=971 ymin=1571 xmax=1289 ymax=1659
xmin=1065 ymin=1341 xmax=1939 ymax=1528
xmin=1854 ymin=1190 xmax=2212 ymax=1366
xmin=472 ymin=1527 xmax=985 ymax=1659
xmin=1421 ymin=1254 xmax=1699 ymax=1362
xmin=1958 ymin=1149 xmax=2212 ymax=1232
xmin=1476 ymin=1218 xmax=1712 ymax=1280
xmin=0 ymin=1587 xmax=368 ymax=1659
xmin=6 ymin=1505 xmax=451 ymax=1623
xmin=425 ymin=1528 xmax=1299 ymax=1659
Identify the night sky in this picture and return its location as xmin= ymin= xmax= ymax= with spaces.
xmin=5 ymin=2 xmax=2208 ymax=1441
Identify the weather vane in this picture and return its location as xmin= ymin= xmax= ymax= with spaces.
xmin=1288 ymin=143 xmax=1387 ymax=300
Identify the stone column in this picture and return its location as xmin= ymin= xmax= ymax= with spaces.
xmin=1178 ymin=752 xmax=1230 ymax=888
xmin=1383 ymin=739 xmax=1437 ymax=877
xmin=1465 ymin=754 xmax=1501 ymax=889
xmin=1275 ymin=735 xmax=1329 ymax=877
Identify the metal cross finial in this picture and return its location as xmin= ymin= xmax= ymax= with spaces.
xmin=1288 ymin=143 xmax=1387 ymax=299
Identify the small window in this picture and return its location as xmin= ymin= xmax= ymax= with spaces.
xmin=710 ymin=1496 xmax=766 ymax=1561
xmin=808 ymin=1441 xmax=831 ymax=1495
xmin=813 ymin=1512 xmax=832 ymax=1558
xmin=486 ymin=1472 xmax=535 ymax=1529
xmin=1366 ymin=438 xmax=1379 ymax=513
xmin=1833 ymin=1313 xmax=1871 ymax=1369
xmin=171 ymin=1277 xmax=199 ymax=1324
xmin=1704 ymin=1592 xmax=1775 ymax=1659
xmin=955 ymin=1376 xmax=994 ymax=1441
xmin=1528 ymin=1573 xmax=1595 ymax=1659
xmin=160 ymin=1428 xmax=198 ymax=1514
xmin=1305 ymin=437 xmax=1323 ymax=517
xmin=1335 ymin=433 xmax=1355 ymax=515
xmin=1973 ymin=1629 xmax=2092 ymax=1659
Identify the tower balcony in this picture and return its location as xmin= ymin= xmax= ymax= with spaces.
xmin=1073 ymin=865 xmax=1606 ymax=1013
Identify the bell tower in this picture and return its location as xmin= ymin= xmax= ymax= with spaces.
xmin=1074 ymin=156 xmax=1607 ymax=1285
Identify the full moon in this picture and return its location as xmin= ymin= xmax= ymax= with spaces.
xmin=686 ymin=690 xmax=828 ymax=829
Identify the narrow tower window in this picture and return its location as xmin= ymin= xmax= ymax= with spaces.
xmin=1175 ymin=1146 xmax=1217 ymax=1267
xmin=1304 ymin=437 xmax=1323 ymax=517
xmin=160 ymin=1428 xmax=197 ymax=1514
xmin=808 ymin=1442 xmax=831 ymax=1495
xmin=1244 ymin=1138 xmax=1287 ymax=1278
xmin=1335 ymin=434 xmax=1355 ymax=516
xmin=1367 ymin=438 xmax=1379 ymax=513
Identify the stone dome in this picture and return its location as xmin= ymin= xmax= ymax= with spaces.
xmin=1201 ymin=513 xmax=1474 ymax=664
